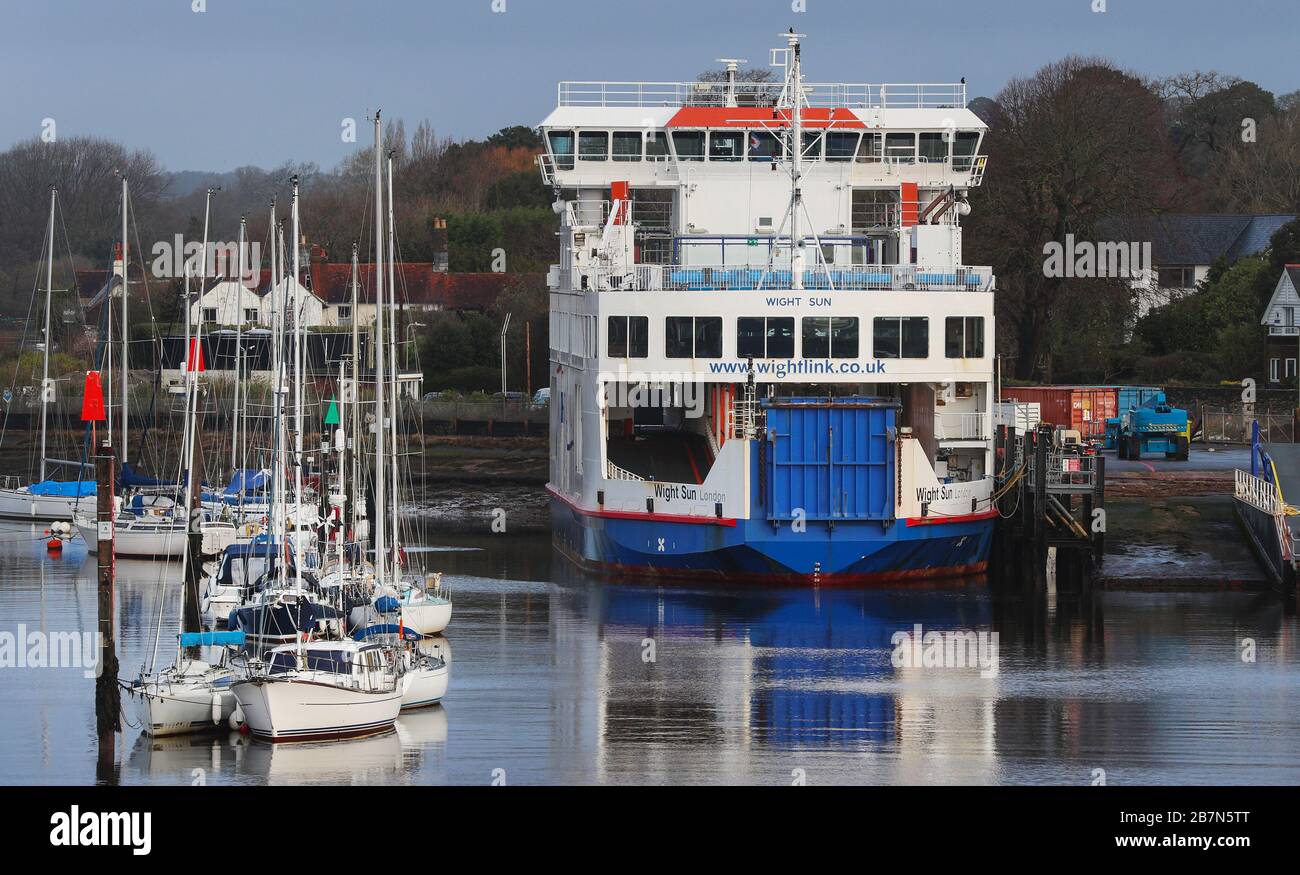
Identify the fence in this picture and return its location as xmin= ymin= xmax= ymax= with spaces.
xmin=1200 ymin=406 xmax=1294 ymax=444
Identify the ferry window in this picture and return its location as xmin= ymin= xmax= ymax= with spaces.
xmin=548 ymin=130 xmax=575 ymax=169
xmin=695 ymin=316 xmax=723 ymax=357
xmin=672 ymin=131 xmax=705 ymax=161
xmin=919 ymin=132 xmax=948 ymax=162
xmin=874 ymin=316 xmax=929 ymax=358
xmin=802 ymin=316 xmax=859 ymax=358
xmin=802 ymin=132 xmax=823 ymax=159
xmin=748 ymin=130 xmax=780 ymax=161
xmin=737 ymin=316 xmax=794 ymax=358
xmin=885 ymin=132 xmax=916 ymax=162
xmin=578 ymin=130 xmax=608 ymax=161
xmin=612 ymin=131 xmax=643 ymax=161
xmin=645 ymin=131 xmax=670 ymax=160
xmin=607 ymin=316 xmax=648 ymax=358
xmin=857 ymin=132 xmax=883 ymax=162
xmin=945 ymin=316 xmax=985 ymax=358
xmin=826 ymin=132 xmax=860 ymax=161
xmin=709 ymin=131 xmax=744 ymax=161
xmin=953 ymin=131 xmax=980 ymax=168
xmin=820 ymin=244 xmax=836 ymax=265
xmin=665 ymin=316 xmax=722 ymax=358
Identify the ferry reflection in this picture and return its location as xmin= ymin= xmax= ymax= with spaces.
xmin=558 ymin=573 xmax=999 ymax=770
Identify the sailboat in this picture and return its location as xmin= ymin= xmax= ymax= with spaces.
xmin=232 ymin=149 xmax=402 ymax=741
xmin=0 ymin=187 xmax=96 ymax=520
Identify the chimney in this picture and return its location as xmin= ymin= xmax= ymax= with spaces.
xmin=112 ymin=242 xmax=124 ymax=280
xmin=308 ymin=244 xmax=328 ymax=292
xmin=431 ymin=217 xmax=449 ymax=273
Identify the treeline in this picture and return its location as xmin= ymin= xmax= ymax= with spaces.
xmin=966 ymin=58 xmax=1300 ymax=382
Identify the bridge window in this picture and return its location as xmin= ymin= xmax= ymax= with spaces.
xmin=885 ymin=132 xmax=916 ymax=162
xmin=802 ymin=316 xmax=859 ymax=359
xmin=953 ymin=131 xmax=980 ymax=169
xmin=578 ymin=130 xmax=609 ymax=161
xmin=802 ymin=132 xmax=823 ymax=160
xmin=874 ymin=316 xmax=929 ymax=358
xmin=919 ymin=132 xmax=948 ymax=162
xmin=709 ymin=131 xmax=744 ymax=161
xmin=944 ymin=316 xmax=984 ymax=358
xmin=671 ymin=131 xmax=705 ymax=161
xmin=612 ymin=131 xmax=643 ymax=161
xmin=645 ymin=131 xmax=670 ymax=160
xmin=857 ymin=132 xmax=883 ymax=162
xmin=665 ymin=316 xmax=722 ymax=358
xmin=547 ymin=130 xmax=575 ymax=169
xmin=607 ymin=315 xmax=648 ymax=358
xmin=737 ymin=316 xmax=795 ymax=358
xmin=826 ymin=132 xmax=860 ymax=161
xmin=748 ymin=130 xmax=780 ymax=161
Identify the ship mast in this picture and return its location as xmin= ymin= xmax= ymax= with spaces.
xmin=119 ymin=175 xmax=129 ymax=463
xmin=785 ymin=30 xmax=806 ymax=292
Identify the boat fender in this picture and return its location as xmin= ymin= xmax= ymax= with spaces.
xmin=229 ymin=705 xmax=244 ymax=730
xmin=211 ymin=692 xmax=222 ymax=724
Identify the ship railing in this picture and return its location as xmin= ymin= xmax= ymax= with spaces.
xmin=1031 ymin=448 xmax=1100 ymax=492
xmin=574 ymin=263 xmax=994 ymax=292
xmin=606 ymin=459 xmax=645 ymax=482
xmin=935 ymin=412 xmax=987 ymax=441
xmin=1235 ymin=468 xmax=1283 ymax=516
xmin=557 ymin=81 xmax=967 ymax=109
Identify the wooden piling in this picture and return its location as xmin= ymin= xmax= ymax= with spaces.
xmin=94 ymin=437 xmax=119 ymax=780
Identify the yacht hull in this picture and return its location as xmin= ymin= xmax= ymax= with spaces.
xmin=231 ymin=678 xmax=401 ymax=742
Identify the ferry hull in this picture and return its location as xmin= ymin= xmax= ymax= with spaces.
xmin=550 ymin=495 xmax=993 ymax=586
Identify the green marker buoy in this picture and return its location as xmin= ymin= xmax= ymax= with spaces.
xmin=324 ymin=398 xmax=340 ymax=426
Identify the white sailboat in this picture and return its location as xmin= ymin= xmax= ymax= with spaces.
xmin=0 ymin=186 xmax=96 ymax=520
xmin=124 ymin=631 xmax=245 ymax=737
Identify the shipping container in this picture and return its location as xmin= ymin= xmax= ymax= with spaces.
xmin=998 ymin=386 xmax=1122 ymax=440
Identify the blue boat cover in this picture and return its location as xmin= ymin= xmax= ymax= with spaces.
xmin=28 ymin=479 xmax=95 ymax=498
xmin=179 ymin=631 xmax=245 ymax=647
xmin=225 ymin=469 xmax=269 ymax=495
xmin=374 ymin=595 xmax=402 ymax=614
xmin=119 ymin=463 xmax=175 ymax=488
xmin=350 ymin=623 xmax=421 ymax=641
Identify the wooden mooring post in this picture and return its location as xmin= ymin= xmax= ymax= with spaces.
xmin=94 ymin=436 xmax=119 ymax=782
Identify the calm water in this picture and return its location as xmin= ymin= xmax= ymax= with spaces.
xmin=1 ymin=505 xmax=1299 ymax=786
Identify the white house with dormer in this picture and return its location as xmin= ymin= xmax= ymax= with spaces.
xmin=1262 ymin=265 xmax=1300 ymax=388
xmin=189 ymin=275 xmax=324 ymax=328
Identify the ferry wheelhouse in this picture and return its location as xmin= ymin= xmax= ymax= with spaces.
xmin=539 ymin=33 xmax=996 ymax=585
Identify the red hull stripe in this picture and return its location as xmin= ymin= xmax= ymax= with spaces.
xmin=904 ymin=508 xmax=998 ymax=527
xmin=666 ymin=106 xmax=866 ymax=129
xmin=548 ymin=484 xmax=737 ymax=527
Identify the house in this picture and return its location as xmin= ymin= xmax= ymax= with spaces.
xmin=1261 ymin=265 xmax=1300 ymax=387
xmin=1106 ymin=214 xmax=1297 ymax=319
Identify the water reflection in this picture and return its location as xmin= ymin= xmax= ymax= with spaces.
xmin=1 ymin=526 xmax=1298 ymax=784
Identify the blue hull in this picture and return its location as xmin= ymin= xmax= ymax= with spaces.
xmin=551 ymin=495 xmax=993 ymax=585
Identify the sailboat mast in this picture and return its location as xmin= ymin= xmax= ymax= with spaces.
xmin=120 ymin=175 xmax=129 ymax=463
xmin=232 ymin=216 xmax=247 ymax=477
xmin=269 ymin=200 xmax=285 ymax=547
xmin=385 ymin=150 xmax=400 ymax=577
xmin=39 ymin=186 xmax=56 ymax=484
xmin=291 ymin=176 xmax=305 ymax=579
xmin=372 ymin=113 xmax=387 ymax=590
xmin=350 ymin=243 xmax=361 ymax=542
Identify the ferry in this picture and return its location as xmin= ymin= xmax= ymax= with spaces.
xmin=538 ymin=32 xmax=995 ymax=585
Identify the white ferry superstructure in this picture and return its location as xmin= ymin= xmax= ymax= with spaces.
xmin=538 ymin=33 xmax=996 ymax=585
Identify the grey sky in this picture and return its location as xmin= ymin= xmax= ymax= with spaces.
xmin=4 ymin=0 xmax=1296 ymax=172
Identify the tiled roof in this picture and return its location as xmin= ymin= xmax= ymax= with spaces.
xmin=1101 ymin=214 xmax=1296 ymax=266
xmin=307 ymin=263 xmax=519 ymax=311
